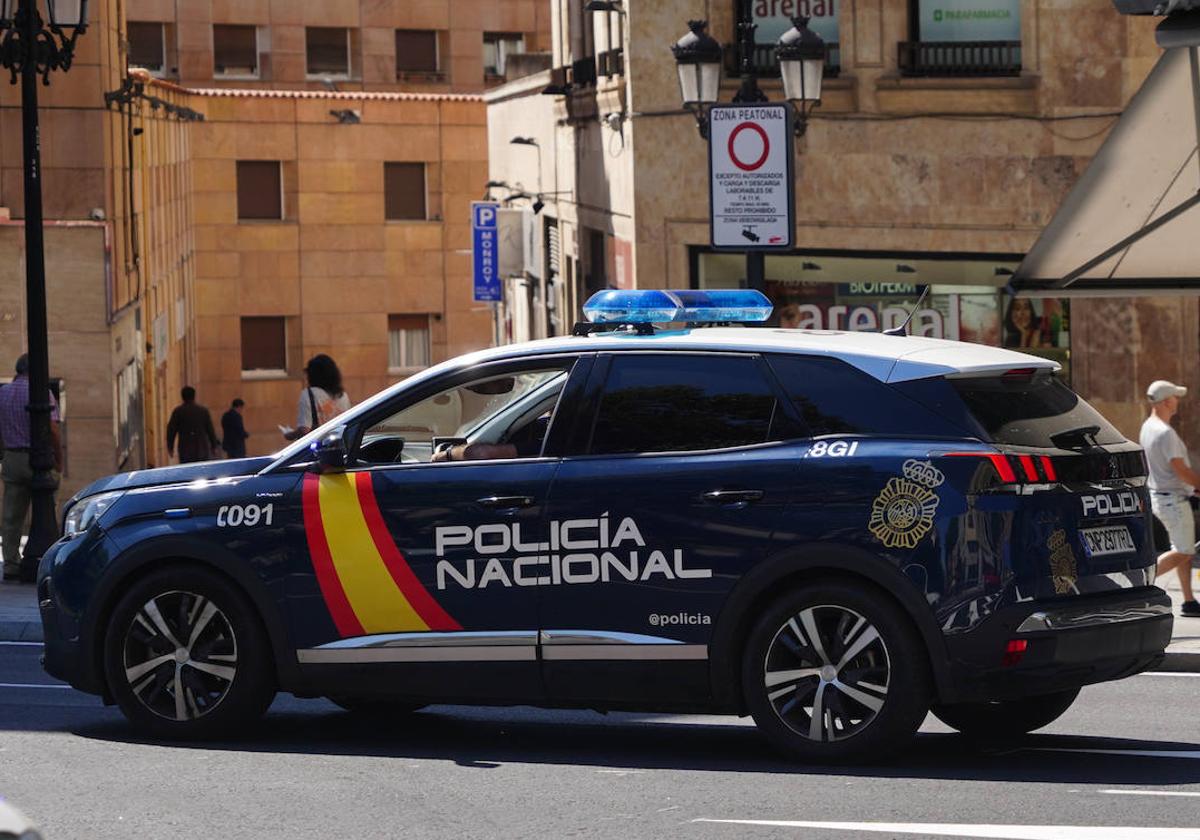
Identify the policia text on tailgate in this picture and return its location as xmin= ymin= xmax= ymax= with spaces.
xmin=39 ymin=291 xmax=1172 ymax=763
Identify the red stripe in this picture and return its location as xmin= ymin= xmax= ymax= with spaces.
xmin=354 ymin=471 xmax=462 ymax=631
xmin=303 ymin=474 xmax=364 ymax=638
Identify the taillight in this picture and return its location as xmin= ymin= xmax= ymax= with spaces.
xmin=945 ymin=452 xmax=1060 ymax=485
xmin=1002 ymin=639 xmax=1029 ymax=667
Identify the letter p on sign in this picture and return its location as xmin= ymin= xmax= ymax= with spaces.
xmin=475 ymin=205 xmax=496 ymax=227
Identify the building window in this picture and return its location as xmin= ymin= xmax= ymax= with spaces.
xmin=240 ymin=317 xmax=287 ymax=373
xmin=388 ymin=315 xmax=432 ymax=370
xmin=384 ymin=162 xmax=427 ymax=220
xmin=483 ymin=32 xmax=524 ymax=77
xmin=307 ymin=26 xmax=351 ymax=77
xmin=213 ymin=24 xmax=258 ymax=77
xmin=236 ymin=161 xmax=283 ymax=220
xmin=900 ymin=0 xmax=1021 ymax=76
xmin=128 ymin=21 xmax=165 ymax=74
xmin=396 ymin=29 xmax=440 ymax=75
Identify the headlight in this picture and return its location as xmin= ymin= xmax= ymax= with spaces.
xmin=62 ymin=491 xmax=124 ymax=538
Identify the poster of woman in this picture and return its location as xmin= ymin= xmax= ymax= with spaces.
xmin=1003 ymin=297 xmax=1069 ymax=349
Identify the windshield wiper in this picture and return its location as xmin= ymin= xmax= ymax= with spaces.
xmin=1050 ymin=425 xmax=1101 ymax=449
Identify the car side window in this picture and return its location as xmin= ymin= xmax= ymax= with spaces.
xmin=766 ymin=354 xmax=963 ymax=439
xmin=588 ymin=354 xmax=777 ymax=455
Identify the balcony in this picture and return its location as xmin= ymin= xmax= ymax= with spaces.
xmin=898 ymin=40 xmax=1021 ymax=77
xmin=726 ymin=42 xmax=841 ymax=80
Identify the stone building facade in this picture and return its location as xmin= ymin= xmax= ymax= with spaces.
xmin=486 ymin=0 xmax=1198 ymax=446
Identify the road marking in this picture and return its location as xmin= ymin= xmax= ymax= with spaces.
xmin=692 ymin=820 xmax=1200 ymax=839
xmin=0 ymin=641 xmax=43 ymax=647
xmin=1139 ymin=672 xmax=1200 ymax=678
xmin=1103 ymin=790 xmax=1200 ymax=798
xmin=1033 ymin=748 xmax=1200 ymax=760
xmin=0 ymin=682 xmax=71 ymax=690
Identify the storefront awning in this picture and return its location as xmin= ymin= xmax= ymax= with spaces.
xmin=1013 ymin=44 xmax=1200 ymax=296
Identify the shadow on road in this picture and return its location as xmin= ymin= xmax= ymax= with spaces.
xmin=51 ymin=703 xmax=1200 ymax=785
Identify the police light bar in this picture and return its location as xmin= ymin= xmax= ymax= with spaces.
xmin=582 ymin=289 xmax=773 ymax=324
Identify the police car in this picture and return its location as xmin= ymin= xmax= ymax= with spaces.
xmin=39 ymin=290 xmax=1173 ymax=763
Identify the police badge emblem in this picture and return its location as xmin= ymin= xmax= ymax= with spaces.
xmin=868 ymin=459 xmax=946 ymax=549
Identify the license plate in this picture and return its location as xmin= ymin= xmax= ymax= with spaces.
xmin=1080 ymin=525 xmax=1136 ymax=557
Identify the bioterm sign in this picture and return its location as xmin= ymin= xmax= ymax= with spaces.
xmin=708 ymin=103 xmax=794 ymax=250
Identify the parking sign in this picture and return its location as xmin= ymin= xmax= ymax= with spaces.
xmin=472 ymin=201 xmax=501 ymax=302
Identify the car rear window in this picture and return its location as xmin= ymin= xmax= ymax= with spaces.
xmin=898 ymin=371 xmax=1125 ymax=448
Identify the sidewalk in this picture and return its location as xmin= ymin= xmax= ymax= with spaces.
xmin=2 ymin=572 xmax=1199 ymax=667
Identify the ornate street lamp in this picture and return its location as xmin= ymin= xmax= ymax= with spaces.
xmin=0 ymin=0 xmax=89 ymax=579
xmin=670 ymin=20 xmax=722 ymax=137
xmin=776 ymin=16 xmax=826 ymax=136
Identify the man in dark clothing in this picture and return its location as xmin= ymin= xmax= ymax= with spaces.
xmin=166 ymin=386 xmax=219 ymax=463
xmin=221 ymin=398 xmax=249 ymax=459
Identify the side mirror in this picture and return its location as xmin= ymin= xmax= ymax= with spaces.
xmin=309 ymin=425 xmax=348 ymax=473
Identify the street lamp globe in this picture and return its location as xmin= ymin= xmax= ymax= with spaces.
xmin=46 ymin=0 xmax=89 ymax=32
xmin=671 ymin=20 xmax=722 ymax=108
xmin=776 ymin=16 xmax=825 ymax=105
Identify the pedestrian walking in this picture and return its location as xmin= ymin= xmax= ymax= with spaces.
xmin=221 ymin=398 xmax=249 ymax=459
xmin=166 ymin=386 xmax=220 ymax=464
xmin=1140 ymin=379 xmax=1200 ymax=617
xmin=283 ymin=354 xmax=350 ymax=440
xmin=0 ymin=354 xmax=61 ymax=583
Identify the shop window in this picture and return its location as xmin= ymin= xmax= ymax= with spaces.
xmin=241 ymin=317 xmax=287 ymax=373
xmin=237 ymin=161 xmax=283 ymax=220
xmin=589 ymin=355 xmax=777 ymax=455
xmin=899 ymin=0 xmax=1021 ymax=77
xmin=214 ymin=24 xmax=258 ymax=77
xmin=746 ymin=2 xmax=840 ymax=79
xmin=384 ymin=162 xmax=427 ymax=221
xmin=396 ymin=29 xmax=441 ymax=77
xmin=483 ymin=32 xmax=524 ymax=77
xmin=307 ymin=26 xmax=351 ymax=77
xmin=388 ymin=315 xmax=432 ymax=371
xmin=128 ymin=21 xmax=165 ymax=74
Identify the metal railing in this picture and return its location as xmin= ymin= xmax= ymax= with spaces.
xmin=726 ymin=42 xmax=841 ymax=81
xmin=597 ymin=48 xmax=624 ymax=78
xmin=898 ymin=40 xmax=1021 ymax=77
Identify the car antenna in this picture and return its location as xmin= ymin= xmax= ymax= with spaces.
xmin=882 ymin=285 xmax=930 ymax=337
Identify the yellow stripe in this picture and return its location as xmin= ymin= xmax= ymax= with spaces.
xmin=317 ymin=474 xmax=429 ymax=634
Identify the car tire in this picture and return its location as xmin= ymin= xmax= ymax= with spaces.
xmin=326 ymin=696 xmax=426 ymax=716
xmin=932 ymin=687 xmax=1081 ymax=738
xmin=103 ymin=565 xmax=276 ymax=739
xmin=741 ymin=580 xmax=931 ymax=764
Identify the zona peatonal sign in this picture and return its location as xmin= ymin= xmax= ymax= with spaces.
xmin=708 ymin=103 xmax=795 ymax=250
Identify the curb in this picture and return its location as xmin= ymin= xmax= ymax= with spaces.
xmin=0 ymin=619 xmax=42 ymax=643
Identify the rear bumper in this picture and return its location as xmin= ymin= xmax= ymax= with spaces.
xmin=942 ymin=587 xmax=1173 ymax=703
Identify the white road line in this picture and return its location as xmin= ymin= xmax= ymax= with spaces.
xmin=692 ymin=820 xmax=1200 ymax=839
xmin=1140 ymin=672 xmax=1200 ymax=678
xmin=0 ymin=682 xmax=71 ymax=690
xmin=1102 ymin=790 xmax=1200 ymax=798
xmin=1032 ymin=748 xmax=1200 ymax=760
xmin=0 ymin=641 xmax=43 ymax=647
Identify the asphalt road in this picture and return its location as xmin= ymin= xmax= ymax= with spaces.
xmin=2 ymin=643 xmax=1200 ymax=840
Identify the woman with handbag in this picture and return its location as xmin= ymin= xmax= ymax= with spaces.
xmin=282 ymin=354 xmax=351 ymax=441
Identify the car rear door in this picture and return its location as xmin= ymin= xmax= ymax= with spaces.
xmin=537 ymin=351 xmax=802 ymax=706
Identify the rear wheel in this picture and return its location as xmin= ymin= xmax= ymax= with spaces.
xmin=741 ymin=581 xmax=931 ymax=764
xmin=103 ymin=566 xmax=276 ymax=739
xmin=932 ymin=687 xmax=1081 ymax=738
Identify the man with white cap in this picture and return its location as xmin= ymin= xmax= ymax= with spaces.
xmin=1140 ymin=380 xmax=1200 ymax=616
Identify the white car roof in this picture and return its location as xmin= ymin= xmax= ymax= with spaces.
xmin=269 ymin=327 xmax=1055 ymax=467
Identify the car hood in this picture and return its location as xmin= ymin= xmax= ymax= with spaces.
xmin=69 ymin=457 xmax=275 ymax=505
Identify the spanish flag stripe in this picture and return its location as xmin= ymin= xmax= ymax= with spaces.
xmin=316 ymin=473 xmax=430 ymax=634
xmin=302 ymin=474 xmax=363 ymax=638
xmin=353 ymin=472 xmax=462 ymax=631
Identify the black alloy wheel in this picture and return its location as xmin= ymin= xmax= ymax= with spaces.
xmin=104 ymin=566 xmax=275 ymax=739
xmin=742 ymin=581 xmax=931 ymax=763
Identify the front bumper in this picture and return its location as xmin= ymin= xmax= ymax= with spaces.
xmin=942 ymin=587 xmax=1173 ymax=703
xmin=37 ymin=536 xmax=109 ymax=696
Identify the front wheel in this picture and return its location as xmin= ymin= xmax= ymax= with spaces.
xmin=741 ymin=580 xmax=932 ymax=764
xmin=103 ymin=565 xmax=276 ymax=739
xmin=932 ymin=687 xmax=1081 ymax=738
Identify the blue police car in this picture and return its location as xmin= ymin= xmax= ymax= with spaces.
xmin=39 ymin=290 xmax=1172 ymax=762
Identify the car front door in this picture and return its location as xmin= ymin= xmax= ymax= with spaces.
xmin=290 ymin=354 xmax=592 ymax=703
xmin=537 ymin=351 xmax=802 ymax=707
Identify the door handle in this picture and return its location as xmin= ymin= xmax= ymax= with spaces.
xmin=701 ymin=489 xmax=765 ymax=508
xmin=476 ymin=495 xmax=536 ymax=511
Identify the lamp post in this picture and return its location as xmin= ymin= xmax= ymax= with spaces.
xmin=671 ymin=11 xmax=824 ymax=296
xmin=0 ymin=0 xmax=89 ymax=579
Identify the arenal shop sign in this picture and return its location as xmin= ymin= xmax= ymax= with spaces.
xmin=752 ymin=0 xmax=838 ymax=47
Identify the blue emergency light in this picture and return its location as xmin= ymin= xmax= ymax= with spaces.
xmin=582 ymin=289 xmax=773 ymax=324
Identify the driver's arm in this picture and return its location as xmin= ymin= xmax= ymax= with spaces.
xmin=433 ymin=442 xmax=519 ymax=462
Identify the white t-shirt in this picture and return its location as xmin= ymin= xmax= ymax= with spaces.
xmin=1139 ymin=414 xmax=1193 ymax=496
xmin=297 ymin=386 xmax=351 ymax=430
